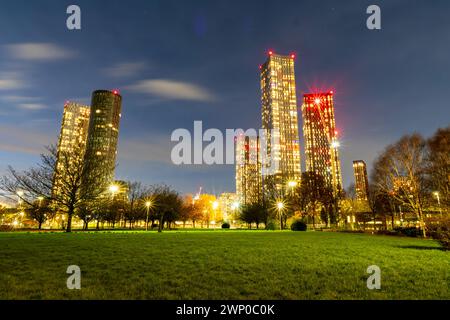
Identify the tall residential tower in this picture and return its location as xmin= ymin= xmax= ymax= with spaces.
xmin=83 ymin=90 xmax=122 ymax=191
xmin=260 ymin=51 xmax=301 ymax=194
xmin=235 ymin=134 xmax=262 ymax=205
xmin=52 ymin=102 xmax=90 ymax=196
xmin=302 ymin=92 xmax=342 ymax=194
xmin=353 ymin=160 xmax=369 ymax=201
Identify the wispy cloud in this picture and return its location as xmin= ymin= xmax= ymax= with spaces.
xmin=17 ymin=103 xmax=47 ymax=110
xmin=6 ymin=43 xmax=74 ymax=61
xmin=104 ymin=62 xmax=147 ymax=78
xmin=0 ymin=125 xmax=55 ymax=155
xmin=118 ymin=135 xmax=172 ymax=164
xmin=0 ymin=95 xmax=47 ymax=111
xmin=127 ymin=79 xmax=216 ymax=102
xmin=0 ymin=72 xmax=25 ymax=90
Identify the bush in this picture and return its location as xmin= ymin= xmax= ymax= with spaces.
xmin=221 ymin=222 xmax=230 ymax=229
xmin=426 ymin=217 xmax=450 ymax=250
xmin=291 ymin=220 xmax=307 ymax=231
xmin=265 ymin=220 xmax=276 ymax=230
xmin=393 ymin=227 xmax=422 ymax=237
xmin=0 ymin=225 xmax=14 ymax=232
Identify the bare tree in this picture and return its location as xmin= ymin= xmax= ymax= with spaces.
xmin=0 ymin=142 xmax=104 ymax=232
xmin=371 ymin=133 xmax=428 ymax=237
xmin=124 ymin=181 xmax=148 ymax=229
xmin=427 ymin=126 xmax=449 ymax=211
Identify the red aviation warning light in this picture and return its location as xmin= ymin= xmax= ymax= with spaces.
xmin=329 ymin=90 xmax=334 ymax=94
xmin=268 ymin=50 xmax=273 ymax=56
xmin=290 ymin=53 xmax=296 ymax=59
xmin=112 ymin=89 xmax=119 ymax=95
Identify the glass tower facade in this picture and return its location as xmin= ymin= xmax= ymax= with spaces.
xmin=302 ymin=92 xmax=342 ymax=194
xmin=260 ymin=52 xmax=301 ymax=194
xmin=235 ymin=134 xmax=262 ymax=205
xmin=353 ymin=160 xmax=369 ymax=201
xmin=83 ymin=90 xmax=122 ymax=191
xmin=52 ymin=102 xmax=90 ymax=197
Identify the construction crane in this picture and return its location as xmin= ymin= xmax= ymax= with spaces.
xmin=193 ymin=186 xmax=202 ymax=202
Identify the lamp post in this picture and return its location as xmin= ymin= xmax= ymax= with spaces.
xmin=108 ymin=184 xmax=119 ymax=228
xmin=145 ymin=201 xmax=152 ymax=231
xmin=433 ymin=192 xmax=442 ymax=217
xmin=212 ymin=201 xmax=219 ymax=227
xmin=277 ymin=202 xmax=284 ymax=230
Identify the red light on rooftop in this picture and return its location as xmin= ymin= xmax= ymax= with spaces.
xmin=112 ymin=90 xmax=119 ymax=95
xmin=259 ymin=65 xmax=262 ymax=70
xmin=268 ymin=50 xmax=273 ymax=56
xmin=329 ymin=90 xmax=334 ymax=94
xmin=290 ymin=54 xmax=296 ymax=59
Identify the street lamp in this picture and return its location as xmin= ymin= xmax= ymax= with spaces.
xmin=37 ymin=196 xmax=44 ymax=207
xmin=212 ymin=201 xmax=219 ymax=228
xmin=145 ymin=201 xmax=152 ymax=231
xmin=433 ymin=192 xmax=442 ymax=217
xmin=288 ymin=181 xmax=297 ymax=188
xmin=109 ymin=184 xmax=119 ymax=198
xmin=17 ymin=190 xmax=24 ymax=206
xmin=277 ymin=201 xmax=284 ymax=230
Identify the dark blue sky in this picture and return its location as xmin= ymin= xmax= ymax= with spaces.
xmin=0 ymin=0 xmax=449 ymax=195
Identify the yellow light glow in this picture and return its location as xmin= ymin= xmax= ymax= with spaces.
xmin=277 ymin=202 xmax=284 ymax=210
xmin=288 ymin=181 xmax=297 ymax=187
xmin=109 ymin=185 xmax=119 ymax=193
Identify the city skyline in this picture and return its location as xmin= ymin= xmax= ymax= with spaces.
xmin=1 ymin=0 xmax=449 ymax=195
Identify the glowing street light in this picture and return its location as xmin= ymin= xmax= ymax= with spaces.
xmin=145 ymin=200 xmax=152 ymax=231
xmin=277 ymin=201 xmax=285 ymax=230
xmin=109 ymin=184 xmax=119 ymax=194
xmin=37 ymin=196 xmax=44 ymax=207
xmin=433 ymin=192 xmax=442 ymax=217
xmin=288 ymin=181 xmax=297 ymax=188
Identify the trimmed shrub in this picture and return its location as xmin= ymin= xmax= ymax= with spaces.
xmin=291 ymin=220 xmax=307 ymax=231
xmin=426 ymin=217 xmax=450 ymax=251
xmin=0 ymin=225 xmax=14 ymax=232
xmin=265 ymin=220 xmax=276 ymax=230
xmin=221 ymin=222 xmax=230 ymax=229
xmin=393 ymin=227 xmax=422 ymax=237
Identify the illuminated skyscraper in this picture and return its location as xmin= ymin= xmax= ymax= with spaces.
xmin=218 ymin=192 xmax=238 ymax=223
xmin=235 ymin=135 xmax=262 ymax=205
xmin=52 ymin=102 xmax=90 ymax=196
xmin=83 ymin=90 xmax=122 ymax=191
xmin=260 ymin=51 xmax=301 ymax=193
xmin=353 ymin=160 xmax=369 ymax=201
xmin=302 ymin=92 xmax=342 ymax=194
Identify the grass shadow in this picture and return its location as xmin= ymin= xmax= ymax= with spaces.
xmin=394 ymin=245 xmax=444 ymax=251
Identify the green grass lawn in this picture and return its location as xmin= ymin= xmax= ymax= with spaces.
xmin=0 ymin=230 xmax=448 ymax=300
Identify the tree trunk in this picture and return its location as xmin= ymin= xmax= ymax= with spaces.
xmin=158 ymin=214 xmax=164 ymax=233
xmin=66 ymin=212 xmax=73 ymax=233
xmin=38 ymin=221 xmax=42 ymax=230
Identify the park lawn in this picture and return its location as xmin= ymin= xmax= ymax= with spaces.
xmin=0 ymin=230 xmax=448 ymax=300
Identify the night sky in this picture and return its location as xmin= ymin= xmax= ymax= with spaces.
xmin=0 ymin=0 xmax=449 ymax=195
